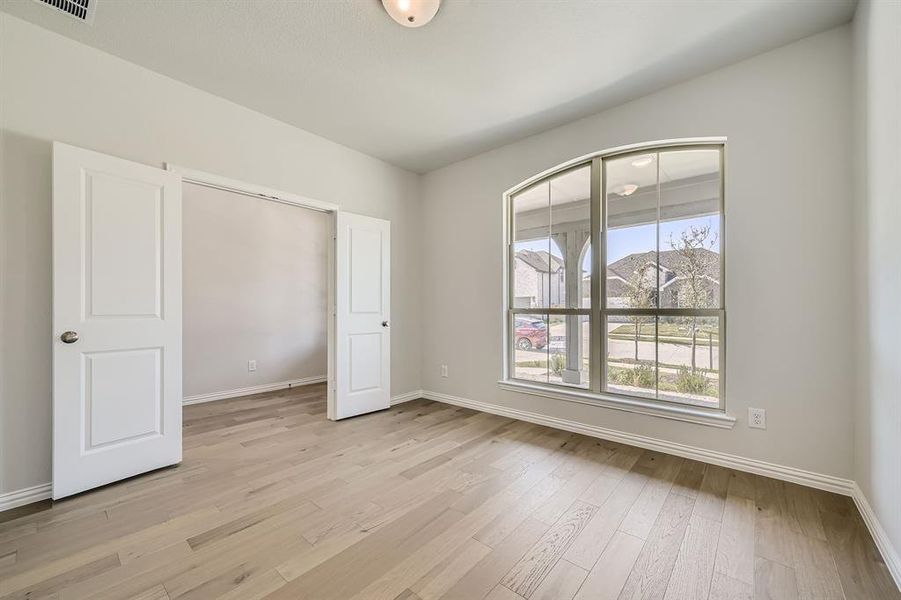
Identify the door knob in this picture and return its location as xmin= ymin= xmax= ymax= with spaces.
xmin=60 ymin=331 xmax=79 ymax=344
xmin=382 ymin=321 xmax=389 ymax=328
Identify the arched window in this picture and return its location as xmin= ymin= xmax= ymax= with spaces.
xmin=504 ymin=140 xmax=725 ymax=412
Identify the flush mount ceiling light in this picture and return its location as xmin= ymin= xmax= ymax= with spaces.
xmin=382 ymin=0 xmax=441 ymax=28
xmin=631 ymin=155 xmax=655 ymax=168
xmin=620 ymin=184 xmax=639 ymax=196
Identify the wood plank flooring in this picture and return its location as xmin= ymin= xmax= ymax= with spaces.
xmin=0 ymin=383 xmax=897 ymax=599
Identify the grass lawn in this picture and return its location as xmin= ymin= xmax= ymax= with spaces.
xmin=609 ymin=322 xmax=719 ymax=346
xmin=608 ymin=357 xmax=719 ymax=375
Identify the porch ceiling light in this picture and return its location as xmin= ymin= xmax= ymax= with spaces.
xmin=620 ymin=183 xmax=639 ymax=196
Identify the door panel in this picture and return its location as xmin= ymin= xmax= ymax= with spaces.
xmin=332 ymin=212 xmax=390 ymax=420
xmin=86 ymin=172 xmax=163 ymax=318
xmin=349 ymin=227 xmax=384 ymax=313
xmin=85 ymin=348 xmax=162 ymax=448
xmin=53 ymin=142 xmax=182 ymax=499
xmin=350 ymin=333 xmax=383 ymax=392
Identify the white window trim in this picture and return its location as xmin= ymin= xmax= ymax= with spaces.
xmin=498 ymin=380 xmax=736 ymax=428
xmin=500 ymin=137 xmax=732 ymax=428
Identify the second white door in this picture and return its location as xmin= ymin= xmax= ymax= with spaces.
xmin=331 ymin=212 xmax=391 ymax=420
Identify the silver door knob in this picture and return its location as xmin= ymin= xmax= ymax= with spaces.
xmin=60 ymin=331 xmax=79 ymax=344
xmin=382 ymin=321 xmax=389 ymax=328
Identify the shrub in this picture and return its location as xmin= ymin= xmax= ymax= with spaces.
xmin=609 ymin=368 xmax=629 ymax=385
xmin=549 ymin=353 xmax=566 ymax=376
xmin=632 ymin=363 xmax=656 ymax=388
xmin=610 ymin=363 xmax=655 ymax=389
xmin=675 ymin=367 xmax=710 ymax=394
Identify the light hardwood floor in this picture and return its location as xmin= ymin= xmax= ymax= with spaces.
xmin=0 ymin=383 xmax=897 ymax=600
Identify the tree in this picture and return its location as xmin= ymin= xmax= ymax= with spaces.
xmin=668 ymin=225 xmax=718 ymax=372
xmin=625 ymin=258 xmax=655 ymax=361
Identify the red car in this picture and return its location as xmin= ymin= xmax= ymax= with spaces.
xmin=515 ymin=317 xmax=547 ymax=350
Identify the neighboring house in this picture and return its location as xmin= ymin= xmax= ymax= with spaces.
xmin=607 ymin=249 xmax=720 ymax=308
xmin=513 ymin=249 xmax=566 ymax=308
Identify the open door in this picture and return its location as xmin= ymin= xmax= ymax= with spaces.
xmin=52 ymin=142 xmax=182 ymax=499
xmin=330 ymin=212 xmax=391 ymax=420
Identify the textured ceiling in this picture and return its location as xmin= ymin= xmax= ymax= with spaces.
xmin=1 ymin=0 xmax=856 ymax=173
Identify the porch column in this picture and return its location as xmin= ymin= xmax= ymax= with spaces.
xmin=552 ymin=229 xmax=590 ymax=385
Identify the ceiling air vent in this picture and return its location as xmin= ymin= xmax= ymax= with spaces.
xmin=32 ymin=0 xmax=96 ymax=24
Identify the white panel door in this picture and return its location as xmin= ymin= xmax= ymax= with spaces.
xmin=331 ymin=212 xmax=390 ymax=420
xmin=52 ymin=142 xmax=182 ymax=499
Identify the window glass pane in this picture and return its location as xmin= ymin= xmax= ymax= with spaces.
xmin=512 ymin=313 xmax=548 ymax=383
xmin=606 ymin=153 xmax=659 ymax=309
xmin=657 ymin=316 xmax=720 ymax=408
xmin=606 ymin=314 xmax=656 ymax=399
xmin=512 ymin=182 xmax=551 ymax=308
xmin=549 ymin=165 xmax=591 ymax=308
xmin=658 ymin=149 xmax=721 ymax=309
xmin=547 ymin=314 xmax=590 ymax=389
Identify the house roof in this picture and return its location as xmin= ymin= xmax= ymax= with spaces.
xmin=606 ymin=277 xmax=630 ymax=297
xmin=607 ymin=249 xmax=720 ymax=284
xmin=518 ymin=247 xmax=720 ymax=295
xmin=515 ymin=249 xmax=564 ymax=273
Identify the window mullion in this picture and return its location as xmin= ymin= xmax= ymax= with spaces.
xmin=591 ymin=156 xmax=603 ymax=394
xmin=655 ymin=151 xmax=661 ymax=399
xmin=507 ymin=236 xmax=514 ymax=380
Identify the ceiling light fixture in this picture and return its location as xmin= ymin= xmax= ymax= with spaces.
xmin=620 ymin=184 xmax=639 ymax=196
xmin=382 ymin=0 xmax=441 ymax=28
xmin=631 ymin=155 xmax=654 ymax=168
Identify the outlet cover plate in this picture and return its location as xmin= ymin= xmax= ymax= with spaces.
xmin=748 ymin=407 xmax=766 ymax=429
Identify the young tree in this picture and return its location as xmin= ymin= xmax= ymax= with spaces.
xmin=625 ymin=258 xmax=655 ymax=361
xmin=668 ymin=225 xmax=718 ymax=372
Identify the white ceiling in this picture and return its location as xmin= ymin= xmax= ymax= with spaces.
xmin=1 ymin=0 xmax=856 ymax=173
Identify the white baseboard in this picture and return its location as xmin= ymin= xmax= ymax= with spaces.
xmin=391 ymin=389 xmax=423 ymax=405
xmin=185 ymin=380 xmax=422 ymax=408
xmin=183 ymin=375 xmax=327 ymax=405
xmin=852 ymin=483 xmax=901 ymax=589
xmin=0 ymin=483 xmax=52 ymax=512
xmin=421 ymin=390 xmax=855 ymax=495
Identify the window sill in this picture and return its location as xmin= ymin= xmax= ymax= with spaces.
xmin=497 ymin=379 xmax=736 ymax=429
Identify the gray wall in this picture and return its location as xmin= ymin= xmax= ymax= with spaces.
xmin=183 ymin=184 xmax=328 ymax=399
xmin=853 ymin=0 xmax=901 ymax=562
xmin=0 ymin=14 xmax=422 ymax=496
xmin=420 ymin=27 xmax=855 ymax=479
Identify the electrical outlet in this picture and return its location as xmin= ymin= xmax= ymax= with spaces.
xmin=248 ymin=360 xmax=257 ymax=372
xmin=748 ymin=407 xmax=766 ymax=429
xmin=440 ymin=364 xmax=448 ymax=378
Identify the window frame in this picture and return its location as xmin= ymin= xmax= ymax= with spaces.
xmin=502 ymin=138 xmax=730 ymax=425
